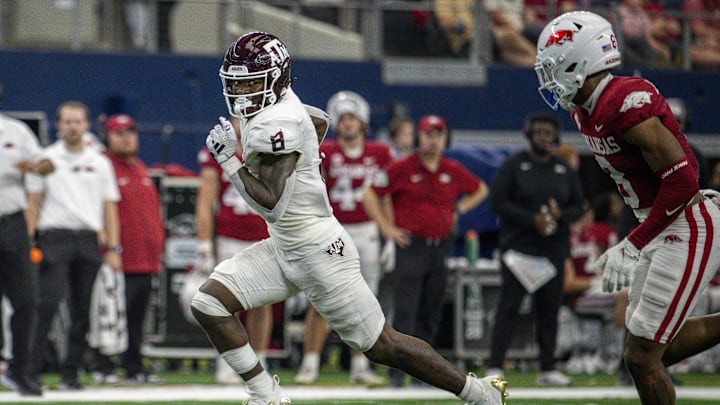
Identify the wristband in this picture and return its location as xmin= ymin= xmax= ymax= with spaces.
xmin=108 ymin=245 xmax=123 ymax=254
xmin=219 ymin=155 xmax=243 ymax=174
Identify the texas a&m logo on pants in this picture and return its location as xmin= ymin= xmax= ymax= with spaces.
xmin=325 ymin=238 xmax=345 ymax=257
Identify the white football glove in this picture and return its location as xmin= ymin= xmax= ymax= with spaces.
xmin=594 ymin=237 xmax=640 ymax=293
xmin=206 ymin=116 xmax=238 ymax=167
xmin=194 ymin=240 xmax=215 ymax=275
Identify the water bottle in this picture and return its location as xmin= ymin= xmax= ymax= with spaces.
xmin=465 ymin=229 xmax=479 ymax=267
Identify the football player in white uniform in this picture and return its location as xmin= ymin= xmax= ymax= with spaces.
xmin=191 ymin=31 xmax=508 ymax=405
xmin=536 ymin=11 xmax=720 ymax=404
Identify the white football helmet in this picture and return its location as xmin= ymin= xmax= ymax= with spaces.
xmin=326 ymin=90 xmax=370 ymax=131
xmin=535 ymin=11 xmax=621 ymax=111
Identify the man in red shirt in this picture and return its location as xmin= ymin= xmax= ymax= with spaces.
xmin=100 ymin=114 xmax=165 ymax=383
xmin=363 ymin=114 xmax=488 ymax=387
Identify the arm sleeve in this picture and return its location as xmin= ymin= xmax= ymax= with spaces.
xmin=456 ymin=163 xmax=482 ymax=195
xmin=628 ymin=158 xmax=698 ymax=249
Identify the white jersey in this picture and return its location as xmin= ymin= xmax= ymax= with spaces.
xmin=239 ymin=88 xmax=342 ymax=260
xmin=0 ymin=114 xmax=44 ymax=215
xmin=26 ymin=142 xmax=120 ymax=232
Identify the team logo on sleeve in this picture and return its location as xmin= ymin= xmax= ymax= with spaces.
xmin=619 ymin=91 xmax=652 ymax=112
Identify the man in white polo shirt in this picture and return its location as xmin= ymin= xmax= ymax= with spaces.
xmin=25 ymin=101 xmax=121 ymax=390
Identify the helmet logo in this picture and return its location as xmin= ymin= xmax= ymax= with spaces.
xmin=545 ymin=29 xmax=577 ymax=47
xmin=263 ymin=39 xmax=289 ymax=68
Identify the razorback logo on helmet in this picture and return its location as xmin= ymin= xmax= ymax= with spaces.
xmin=262 ymin=39 xmax=289 ymax=67
xmin=544 ymin=29 xmax=577 ymax=48
xmin=620 ymin=91 xmax=652 ymax=112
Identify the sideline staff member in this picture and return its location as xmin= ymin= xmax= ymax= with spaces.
xmin=0 ymin=98 xmax=53 ymax=396
xmin=363 ymin=114 xmax=489 ymax=387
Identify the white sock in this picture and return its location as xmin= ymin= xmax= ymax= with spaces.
xmin=220 ymin=344 xmax=259 ymax=375
xmin=458 ymin=375 xmax=484 ymax=402
xmin=245 ymin=371 xmax=275 ymax=397
xmin=300 ymin=352 xmax=320 ymax=372
xmin=350 ymin=354 xmax=369 ymax=373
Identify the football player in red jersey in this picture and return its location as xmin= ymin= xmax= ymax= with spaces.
xmin=294 ymin=91 xmax=391 ymax=385
xmin=536 ymin=11 xmax=720 ymax=404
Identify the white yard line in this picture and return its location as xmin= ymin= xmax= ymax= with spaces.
xmin=0 ymin=385 xmax=719 ymax=402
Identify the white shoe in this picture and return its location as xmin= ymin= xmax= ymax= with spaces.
xmin=91 ymin=372 xmax=120 ymax=385
xmin=349 ymin=368 xmax=384 ymax=385
xmin=244 ymin=375 xmax=291 ymax=405
xmin=465 ymin=373 xmax=508 ymax=405
xmin=216 ymin=357 xmax=243 ymax=385
xmin=293 ymin=366 xmax=318 ymax=385
xmin=536 ymin=369 xmax=572 ymax=386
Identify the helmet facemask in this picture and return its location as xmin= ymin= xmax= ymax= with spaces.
xmin=221 ymin=66 xmax=282 ymax=118
xmin=535 ymin=51 xmax=588 ymax=111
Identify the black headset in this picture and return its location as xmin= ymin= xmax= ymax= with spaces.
xmin=523 ymin=113 xmax=561 ymax=145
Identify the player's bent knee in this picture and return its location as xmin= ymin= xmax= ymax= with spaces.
xmin=191 ymin=291 xmax=232 ymax=319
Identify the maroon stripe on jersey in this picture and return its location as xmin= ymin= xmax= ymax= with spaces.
xmin=667 ymin=204 xmax=713 ymax=341
xmin=655 ymin=208 xmax=699 ymax=342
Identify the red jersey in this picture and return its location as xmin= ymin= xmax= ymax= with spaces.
xmin=106 ymin=154 xmax=165 ymax=274
xmin=320 ymin=140 xmax=392 ymax=224
xmin=198 ymin=148 xmax=269 ymax=241
xmin=371 ymin=153 xmax=482 ymax=239
xmin=571 ymin=76 xmax=698 ymax=213
xmin=570 ymin=222 xmax=618 ymax=279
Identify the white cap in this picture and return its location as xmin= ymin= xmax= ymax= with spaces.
xmin=326 ymin=91 xmax=370 ymax=131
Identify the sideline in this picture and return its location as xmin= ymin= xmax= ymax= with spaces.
xmin=0 ymin=385 xmax=719 ymax=402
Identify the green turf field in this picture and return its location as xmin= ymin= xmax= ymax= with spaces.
xmin=3 ymin=362 xmax=716 ymax=404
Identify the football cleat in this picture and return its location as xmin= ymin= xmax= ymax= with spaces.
xmin=465 ymin=373 xmax=508 ymax=405
xmin=243 ymin=375 xmax=291 ymax=405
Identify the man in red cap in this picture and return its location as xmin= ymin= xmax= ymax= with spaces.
xmin=363 ymin=114 xmax=489 ymax=387
xmin=93 ymin=114 xmax=165 ymax=384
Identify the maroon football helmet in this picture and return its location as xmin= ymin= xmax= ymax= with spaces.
xmin=220 ymin=32 xmax=292 ymax=118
